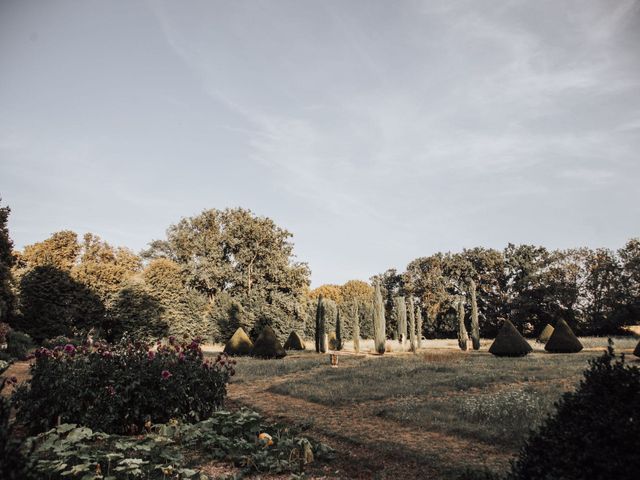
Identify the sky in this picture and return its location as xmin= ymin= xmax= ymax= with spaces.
xmin=1 ymin=0 xmax=640 ymax=287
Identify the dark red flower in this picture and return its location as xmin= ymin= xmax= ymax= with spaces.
xmin=161 ymin=370 xmax=172 ymax=380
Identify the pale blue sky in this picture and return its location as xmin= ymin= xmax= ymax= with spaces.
xmin=1 ymin=0 xmax=639 ymax=286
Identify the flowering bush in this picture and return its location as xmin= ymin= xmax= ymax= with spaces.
xmin=14 ymin=336 xmax=234 ymax=434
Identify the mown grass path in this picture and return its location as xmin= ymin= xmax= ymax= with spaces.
xmin=228 ymin=358 xmax=515 ymax=479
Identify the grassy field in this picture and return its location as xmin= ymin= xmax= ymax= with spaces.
xmin=226 ymin=336 xmax=639 ymax=478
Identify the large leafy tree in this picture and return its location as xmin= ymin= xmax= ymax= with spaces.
xmin=0 ymin=199 xmax=15 ymax=323
xmin=618 ymin=238 xmax=640 ymax=326
xmin=72 ymin=233 xmax=142 ymax=303
xmin=15 ymin=231 xmax=142 ymax=341
xmin=17 ymin=266 xmax=104 ymax=342
xmin=308 ymin=284 xmax=343 ymax=303
xmin=19 ymin=230 xmax=80 ymax=271
xmin=504 ymin=244 xmax=552 ymax=334
xmin=582 ymin=248 xmax=623 ymax=334
xmin=144 ymin=208 xmax=310 ymax=340
xmin=144 ymin=208 xmax=310 ymax=301
xmin=142 ymin=258 xmax=208 ymax=340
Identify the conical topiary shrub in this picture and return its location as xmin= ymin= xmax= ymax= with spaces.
xmin=394 ymin=296 xmax=407 ymax=344
xmin=251 ymin=326 xmax=286 ymax=359
xmin=545 ymin=319 xmax=583 ymax=353
xmin=538 ymin=324 xmax=554 ymax=344
xmin=489 ymin=320 xmax=533 ymax=357
xmin=283 ymin=331 xmax=305 ymax=350
xmin=223 ymin=327 xmax=254 ymax=356
xmin=634 ymin=339 xmax=640 ymax=358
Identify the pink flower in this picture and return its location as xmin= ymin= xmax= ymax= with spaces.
xmin=161 ymin=370 xmax=172 ymax=380
xmin=147 ymin=351 xmax=156 ymax=360
xmin=64 ymin=344 xmax=76 ymax=355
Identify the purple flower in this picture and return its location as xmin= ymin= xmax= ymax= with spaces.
xmin=105 ymin=385 xmax=116 ymax=397
xmin=178 ymin=352 xmax=185 ymax=362
xmin=161 ymin=370 xmax=172 ymax=380
xmin=147 ymin=350 xmax=156 ymax=360
xmin=64 ymin=344 xmax=76 ymax=355
xmin=168 ymin=336 xmax=176 ymax=345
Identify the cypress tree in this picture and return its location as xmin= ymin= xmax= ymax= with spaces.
xmin=335 ymin=309 xmax=343 ymax=351
xmin=416 ymin=304 xmax=423 ymax=349
xmin=315 ymin=295 xmax=328 ymax=353
xmin=319 ymin=312 xmax=327 ymax=354
xmin=353 ymin=302 xmax=360 ymax=353
xmin=394 ymin=296 xmax=407 ymax=343
xmin=373 ymin=281 xmax=386 ymax=354
xmin=469 ymin=279 xmax=480 ymax=350
xmin=457 ymin=297 xmax=468 ymax=351
xmin=408 ymin=297 xmax=416 ymax=353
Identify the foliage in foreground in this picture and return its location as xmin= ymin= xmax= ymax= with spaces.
xmin=14 ymin=337 xmax=234 ymax=434
xmin=507 ymin=341 xmax=640 ymax=480
xmin=26 ymin=409 xmax=333 ymax=479
xmin=1 ymin=364 xmax=36 ymax=480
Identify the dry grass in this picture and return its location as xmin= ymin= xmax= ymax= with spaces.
xmin=236 ymin=337 xmax=638 ymax=456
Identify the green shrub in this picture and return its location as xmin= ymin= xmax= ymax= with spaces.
xmin=223 ymin=327 xmax=254 ymax=356
xmin=0 ymin=322 xmax=10 ymax=345
xmin=42 ymin=334 xmax=82 ymax=349
xmin=544 ymin=318 xmax=583 ymax=353
xmin=488 ymin=320 xmax=532 ymax=357
xmin=6 ymin=330 xmax=33 ymax=360
xmin=1 ymin=377 xmax=36 ymax=479
xmin=14 ymin=337 xmax=234 ymax=434
xmin=283 ymin=331 xmax=305 ymax=350
xmin=508 ymin=341 xmax=640 ymax=479
xmin=26 ymin=409 xmax=333 ymax=478
xmin=251 ymin=326 xmax=286 ymax=359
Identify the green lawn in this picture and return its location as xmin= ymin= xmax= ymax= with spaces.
xmin=233 ymin=337 xmax=638 ymax=452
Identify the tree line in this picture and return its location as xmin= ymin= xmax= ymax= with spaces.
xmin=0 ymin=198 xmax=638 ymax=344
xmin=368 ymin=242 xmax=640 ymax=338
